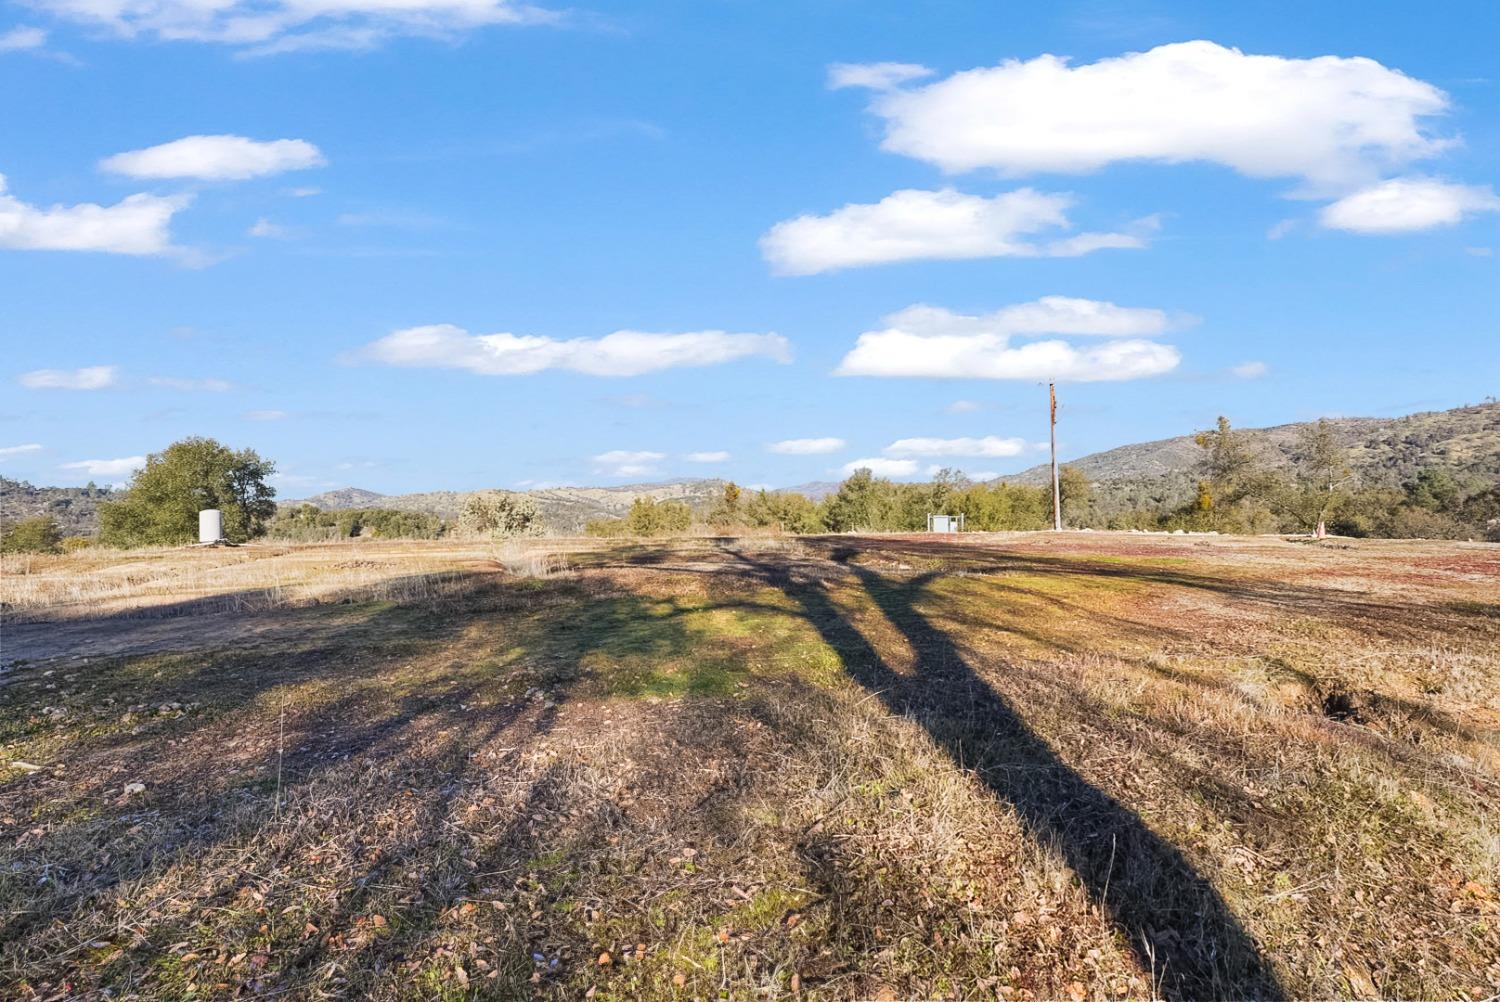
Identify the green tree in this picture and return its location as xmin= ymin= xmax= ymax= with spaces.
xmin=459 ymin=491 xmax=542 ymax=538
xmin=1283 ymin=419 xmax=1352 ymax=538
xmin=1195 ymin=417 xmax=1260 ymax=501
xmin=707 ymin=481 xmax=744 ymax=529
xmin=98 ymin=437 xmax=276 ymax=547
xmin=822 ymin=469 xmax=880 ymax=532
xmin=1058 ymin=465 xmax=1094 ymax=526
xmin=2 ymin=516 xmax=63 ymax=554
xmin=1404 ymin=469 xmax=1462 ymax=512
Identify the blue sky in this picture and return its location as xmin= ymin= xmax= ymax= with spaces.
xmin=3 ymin=0 xmax=1497 ymax=495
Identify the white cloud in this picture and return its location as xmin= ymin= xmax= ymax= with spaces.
xmin=841 ymin=457 xmax=919 ymax=478
xmin=844 ymin=41 xmax=1452 ymax=191
xmin=19 ymin=365 xmax=118 ymax=390
xmin=685 ymin=451 xmax=730 ymax=463
xmin=31 ymin=0 xmax=553 ymax=52
xmin=1266 ymin=219 xmax=1298 ymax=240
xmin=0 ymin=443 xmax=43 ymax=459
xmin=0 ymin=26 xmax=47 ymax=50
xmin=884 ymin=435 xmax=1028 ymax=458
xmin=887 ymin=297 xmax=1179 ymax=338
xmin=287 ymin=186 xmax=322 ymax=197
xmin=837 ymin=299 xmax=1182 ymax=382
xmin=946 ymin=400 xmax=982 ymax=414
xmin=149 ymin=376 xmax=233 ymax=391
xmin=1231 ymin=361 xmax=1269 ymax=379
xmin=102 ymin=136 xmax=325 ymax=181
xmin=0 ymin=174 xmax=188 ymax=256
xmin=768 ymin=437 xmax=845 ymax=455
xmin=1319 ymin=177 xmax=1500 ymax=233
xmin=245 ymin=409 xmax=288 ymax=421
xmin=248 ymin=218 xmax=292 ymax=238
xmin=760 ymin=188 xmax=1147 ymax=275
xmin=592 ymin=450 xmax=665 ymax=478
xmin=353 ymin=324 xmax=791 ymax=377
xmin=827 ymin=61 xmax=933 ymax=91
xmin=62 ymin=455 xmax=145 ymax=477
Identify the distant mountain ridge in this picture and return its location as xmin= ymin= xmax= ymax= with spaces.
xmin=282 ymin=479 xmax=730 ymax=533
xmin=998 ymin=400 xmax=1500 ymax=506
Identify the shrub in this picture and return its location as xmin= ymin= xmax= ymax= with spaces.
xmin=459 ymin=491 xmax=543 ymax=538
xmin=625 ymin=497 xmax=693 ymax=536
xmin=1 ymin=516 xmax=63 ymax=554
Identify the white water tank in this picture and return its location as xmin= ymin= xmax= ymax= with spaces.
xmin=199 ymin=509 xmax=223 ymax=544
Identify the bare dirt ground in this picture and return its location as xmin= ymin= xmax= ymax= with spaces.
xmin=1 ymin=533 xmax=1497 ymax=1000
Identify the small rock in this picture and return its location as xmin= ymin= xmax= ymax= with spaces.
xmin=123 ymin=782 xmax=146 ymax=796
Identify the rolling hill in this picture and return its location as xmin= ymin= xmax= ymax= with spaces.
xmin=283 ymin=479 xmax=730 ymax=533
xmin=999 ymin=400 xmax=1500 ymax=506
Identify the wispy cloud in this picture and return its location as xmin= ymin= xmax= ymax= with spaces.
xmin=767 ymin=437 xmax=845 ymax=455
xmin=592 ymin=450 xmax=665 ymax=478
xmin=841 ymin=457 xmax=919 ymax=477
xmin=149 ymin=376 xmax=233 ymax=392
xmin=883 ymin=435 xmax=1028 ymax=458
xmin=19 ymin=365 xmax=118 ymax=390
xmin=352 ymin=324 xmax=791 ymax=377
xmin=61 ymin=455 xmax=145 ymax=477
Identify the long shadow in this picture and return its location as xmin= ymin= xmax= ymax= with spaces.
xmin=731 ymin=546 xmax=1285 ymax=1000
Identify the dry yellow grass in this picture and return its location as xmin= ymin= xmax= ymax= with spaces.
xmin=1 ymin=533 xmax=1497 ymax=1000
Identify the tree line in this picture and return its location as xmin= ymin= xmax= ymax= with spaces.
xmin=3 ymin=422 xmax=1496 ymax=554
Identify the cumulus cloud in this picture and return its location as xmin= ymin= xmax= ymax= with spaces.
xmin=62 ymin=455 xmax=145 ymax=477
xmin=1319 ymin=177 xmax=1500 ymax=233
xmin=0 ymin=443 xmax=43 ymax=458
xmin=760 ymin=188 xmax=1148 ymax=275
xmin=0 ymin=174 xmax=188 ymax=255
xmin=592 ymin=450 xmax=665 ymax=478
xmin=841 ymin=457 xmax=919 ymax=478
xmin=842 ymin=41 xmax=1452 ymax=192
xmin=883 ymin=435 xmax=1028 ymax=458
xmin=685 ymin=451 xmax=730 ymax=463
xmin=29 ymin=0 xmax=553 ymax=52
xmin=102 ymin=136 xmax=326 ymax=181
xmin=149 ymin=376 xmax=233 ymax=391
xmin=836 ymin=298 xmax=1182 ymax=382
xmin=352 ymin=324 xmax=791 ymax=377
xmin=19 ymin=365 xmax=118 ymax=390
xmin=827 ymin=61 xmax=932 ymax=91
xmin=1230 ymin=361 xmax=1269 ymax=379
xmin=0 ymin=26 xmax=47 ymax=50
xmin=768 ymin=437 xmax=845 ymax=455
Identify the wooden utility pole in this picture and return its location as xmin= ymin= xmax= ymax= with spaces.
xmin=1049 ymin=382 xmax=1062 ymax=531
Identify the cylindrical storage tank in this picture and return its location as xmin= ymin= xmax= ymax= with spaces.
xmin=199 ymin=509 xmax=223 ymax=544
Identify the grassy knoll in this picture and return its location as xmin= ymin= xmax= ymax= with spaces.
xmin=1 ymin=534 xmax=1497 ymax=999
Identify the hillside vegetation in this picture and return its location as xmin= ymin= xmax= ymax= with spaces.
xmin=286 ymin=480 xmax=728 ymax=534
xmin=2 ymin=535 xmax=1496 ymax=999
xmin=1003 ymin=401 xmax=1500 ymax=502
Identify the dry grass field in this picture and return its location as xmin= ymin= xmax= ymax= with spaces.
xmin=2 ymin=533 xmax=1497 ymax=1000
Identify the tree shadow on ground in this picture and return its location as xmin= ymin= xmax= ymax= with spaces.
xmin=728 ymin=544 xmax=1286 ymax=1001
